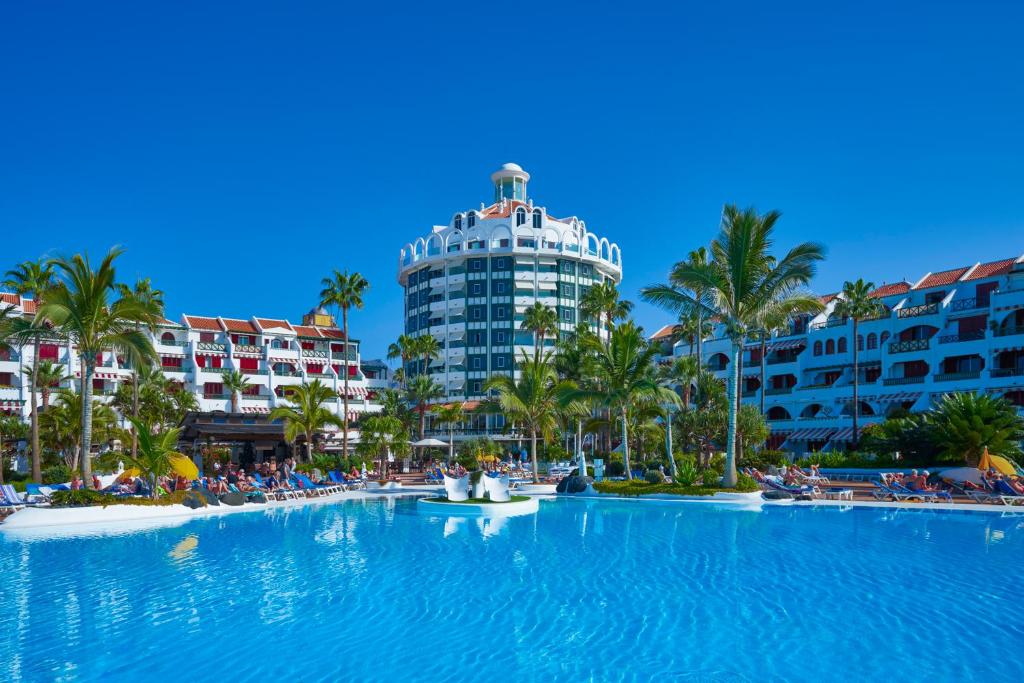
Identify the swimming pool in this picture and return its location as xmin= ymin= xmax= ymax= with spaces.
xmin=2 ymin=497 xmax=1022 ymax=682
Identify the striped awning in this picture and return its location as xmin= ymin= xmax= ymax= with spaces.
xmin=241 ymin=407 xmax=270 ymax=414
xmin=829 ymin=427 xmax=856 ymax=442
xmin=74 ymin=371 xmax=119 ymax=380
xmin=987 ymin=386 xmax=1024 ymax=395
xmin=836 ymin=394 xmax=876 ymax=403
xmin=994 ymin=344 xmax=1024 ymax=353
xmin=744 ymin=339 xmax=806 ymax=352
xmin=340 ymin=386 xmax=368 ymax=399
xmin=877 ymin=391 xmax=922 ymax=403
xmin=269 ymin=356 xmax=297 ymax=363
xmin=786 ymin=427 xmax=835 ymax=441
xmin=233 ymin=349 xmax=262 ymax=357
xmin=160 ymin=351 xmax=187 ymax=359
xmin=0 ymin=400 xmax=25 ymax=409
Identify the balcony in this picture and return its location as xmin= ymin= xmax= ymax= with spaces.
xmin=897 ymin=302 xmax=939 ymax=319
xmin=991 ymin=367 xmax=1024 ymax=378
xmin=197 ymin=342 xmax=227 ymax=353
xmin=741 ymin=390 xmax=757 ymax=398
xmin=766 ymin=355 xmax=800 ymax=365
xmin=882 ymin=376 xmax=926 ymax=386
xmin=809 ymin=318 xmax=847 ymax=330
xmin=306 ymin=371 xmax=334 ymax=378
xmin=301 ymin=348 xmax=329 ymax=359
xmin=234 ymin=344 xmax=262 ymax=355
xmin=798 ymin=383 xmax=836 ymax=391
xmin=994 ymin=325 xmax=1024 ymax=338
xmin=273 ymin=370 xmax=302 ymax=377
xmin=934 ymin=371 xmax=981 ymax=382
xmin=201 ymin=366 xmax=231 ymax=374
xmin=765 ymin=386 xmax=793 ymax=395
xmin=331 ymin=351 xmax=358 ymax=361
xmin=949 ymin=297 xmax=988 ymax=312
xmin=242 ymin=394 xmax=271 ymax=402
xmin=203 ymin=392 xmax=230 ymax=399
xmin=157 ymin=339 xmax=188 ymax=347
xmin=889 ymin=338 xmax=930 ymax=354
xmin=938 ymin=331 xmax=985 ymax=344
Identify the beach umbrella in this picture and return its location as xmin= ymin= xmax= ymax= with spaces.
xmin=169 ymin=455 xmax=199 ymax=480
xmin=977 ymin=447 xmax=1017 ymax=476
xmin=939 ymin=467 xmax=984 ymax=485
xmin=409 ymin=438 xmax=450 ymax=447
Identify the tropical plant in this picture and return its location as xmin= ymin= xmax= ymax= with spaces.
xmin=667 ymin=205 xmax=824 ymax=486
xmin=355 ymin=414 xmax=410 ymax=478
xmin=320 ymin=269 xmax=369 ymax=457
xmin=111 ymin=364 xmax=196 ymax=430
xmin=386 ymin=333 xmax=417 ymax=386
xmin=579 ymin=280 xmax=633 ymax=340
xmin=579 ymin=322 xmax=679 ymax=480
xmin=269 ymin=380 xmax=344 ymax=462
xmin=927 ymin=393 xmax=1024 ymax=466
xmin=0 ymin=414 xmax=29 ymax=484
xmin=413 ymin=334 xmax=441 ymax=378
xmin=641 ymin=246 xmax=716 ymax=367
xmin=24 ymin=360 xmax=69 ymax=412
xmin=220 ymin=369 xmax=251 ymax=413
xmin=484 ymin=352 xmax=583 ymax=483
xmin=121 ymin=417 xmax=188 ymax=499
xmin=752 ymin=299 xmax=822 ymax=416
xmin=734 ymin=404 xmax=770 ymax=466
xmin=521 ymin=302 xmax=559 ymax=361
xmin=3 ymin=259 xmax=55 ymax=481
xmin=405 ymin=374 xmax=443 ymax=455
xmin=378 ymin=387 xmax=413 ymax=429
xmin=832 ymin=278 xmax=885 ymax=448
xmin=431 ymin=401 xmax=464 ymax=461
xmin=115 ymin=277 xmax=165 ymax=458
xmin=37 ymin=249 xmax=159 ymax=486
xmin=40 ymin=388 xmax=118 ymax=470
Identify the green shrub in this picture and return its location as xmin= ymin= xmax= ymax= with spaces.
xmin=740 ymin=449 xmax=787 ymax=470
xmin=605 ymin=461 xmax=625 ymax=477
xmin=50 ymin=489 xmax=192 ymax=508
xmin=673 ymin=456 xmax=701 ymax=486
xmin=456 ymin=451 xmax=478 ymax=470
xmin=644 ymin=469 xmax=665 ymax=484
xmin=592 ymin=475 xmax=760 ymax=497
xmin=42 ymin=464 xmax=71 ymax=485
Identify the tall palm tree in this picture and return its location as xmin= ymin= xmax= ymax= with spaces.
xmin=386 ymin=333 xmax=417 ymax=387
xmin=356 ymin=414 xmax=410 ymax=478
xmin=833 ymin=279 xmax=884 ymax=449
xmin=3 ymin=259 xmax=55 ymax=481
xmin=413 ymin=334 xmax=441 ymax=378
xmin=220 ymin=369 xmax=250 ymax=413
xmin=115 ymin=277 xmax=165 ymax=459
xmin=753 ymin=300 xmax=821 ymax=416
xmin=582 ymin=322 xmax=679 ymax=480
xmin=37 ymin=249 xmax=158 ymax=487
xmin=320 ymin=269 xmax=369 ymax=458
xmin=580 ymin=280 xmax=633 ymax=342
xmin=484 ymin=352 xmax=583 ymax=483
xmin=431 ymin=401 xmax=464 ymax=462
xmin=25 ymin=360 xmax=69 ymax=412
xmin=405 ymin=374 xmax=443 ymax=456
xmin=521 ymin=302 xmax=558 ymax=361
xmin=40 ymin=388 xmax=118 ymax=471
xmin=641 ymin=246 xmax=716 ymax=368
xmin=269 ymin=379 xmax=344 ymax=462
xmin=553 ymin=324 xmax=598 ymax=471
xmin=669 ymin=205 xmax=824 ymax=486
xmin=656 ymin=355 xmax=702 ymax=479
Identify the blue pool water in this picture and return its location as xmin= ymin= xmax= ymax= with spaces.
xmin=2 ymin=497 xmax=1022 ymax=682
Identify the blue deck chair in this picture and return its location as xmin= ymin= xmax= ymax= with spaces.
xmin=991 ymin=479 xmax=1024 ymax=506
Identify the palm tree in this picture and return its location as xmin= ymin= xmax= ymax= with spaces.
xmin=386 ymin=333 xmax=417 ymax=387
xmin=0 ymin=414 xmax=28 ymax=485
xmin=582 ymin=322 xmax=679 ymax=480
xmin=927 ymin=393 xmax=1024 ymax=466
xmin=40 ymin=388 xmax=118 ymax=470
xmin=405 ymin=374 xmax=443 ymax=456
xmin=521 ymin=302 xmax=558 ymax=361
xmin=37 ymin=249 xmax=158 ymax=487
xmin=668 ymin=205 xmax=824 ymax=486
xmin=833 ymin=279 xmax=885 ymax=449
xmin=3 ymin=259 xmax=55 ymax=481
xmin=356 ymin=414 xmax=410 ymax=479
xmin=25 ymin=360 xmax=69 ymax=412
xmin=220 ymin=369 xmax=250 ymax=413
xmin=753 ymin=300 xmax=821 ymax=416
xmin=641 ymin=246 xmax=716 ymax=368
xmin=413 ymin=334 xmax=441 ymax=378
xmin=320 ymin=269 xmax=369 ymax=459
xmin=431 ymin=401 xmax=464 ymax=462
xmin=122 ymin=417 xmax=190 ymax=499
xmin=656 ymin=357 xmax=701 ymax=479
xmin=580 ymin=280 xmax=632 ymax=342
xmin=484 ymin=352 xmax=583 ymax=483
xmin=115 ymin=278 xmax=164 ymax=459
xmin=269 ymin=379 xmax=344 ymax=462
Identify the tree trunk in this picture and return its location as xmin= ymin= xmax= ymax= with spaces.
xmin=230 ymin=392 xmax=239 ymax=414
xmin=621 ymin=408 xmax=632 ymax=480
xmin=306 ymin=429 xmax=313 ymax=464
xmin=342 ymin=307 xmax=350 ymax=460
xmin=131 ymin=362 xmax=139 ymax=460
xmin=722 ymin=341 xmax=740 ymax=487
xmin=695 ymin=297 xmax=703 ymax=369
xmin=759 ymin=333 xmax=767 ymax=416
xmin=81 ymin=357 xmax=95 ymax=488
xmin=25 ymin=337 xmax=41 ymax=481
xmin=851 ymin=318 xmax=860 ymax=450
xmin=665 ymin=407 xmax=676 ymax=478
xmin=530 ymin=428 xmax=539 ymax=484
xmin=576 ymin=419 xmax=586 ymax=478
xmin=0 ymin=432 xmax=5 ymax=484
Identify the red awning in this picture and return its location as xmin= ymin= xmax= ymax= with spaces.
xmin=786 ymin=427 xmax=835 ymax=441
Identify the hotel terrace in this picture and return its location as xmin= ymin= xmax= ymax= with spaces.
xmin=654 ymin=253 xmax=1024 ymax=454
xmin=0 ymin=298 xmax=387 ymax=429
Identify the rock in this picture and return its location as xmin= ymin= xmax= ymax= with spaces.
xmin=556 ymin=475 xmax=594 ymax=494
xmin=198 ymin=489 xmax=220 ymax=506
xmin=248 ymin=492 xmax=267 ymax=504
xmin=218 ymin=491 xmax=246 ymax=506
xmin=761 ymin=489 xmax=793 ymax=500
xmin=182 ymin=491 xmax=207 ymax=509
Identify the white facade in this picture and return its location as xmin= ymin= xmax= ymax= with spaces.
xmin=397 ymin=163 xmax=623 ymax=403
xmin=0 ymin=297 xmax=386 ymax=424
xmin=662 ymin=253 xmax=1024 ymax=453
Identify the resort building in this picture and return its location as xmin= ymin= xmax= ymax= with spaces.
xmin=397 ymin=163 xmax=622 ymax=436
xmin=0 ymin=297 xmax=386 ymax=428
xmin=659 ymin=253 xmax=1024 ymax=454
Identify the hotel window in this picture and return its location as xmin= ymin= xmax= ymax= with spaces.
xmin=496 ymin=306 xmax=507 ymax=319
xmin=495 ymin=281 xmax=507 ymax=294
xmin=867 ymin=333 xmax=877 ymax=350
xmin=837 ymin=338 xmax=847 ymax=353
xmin=472 ymin=357 xmax=483 ymax=370
xmin=516 ymin=208 xmax=527 ymax=226
xmin=472 ymin=308 xmax=482 ymax=320
xmin=467 ymin=213 xmax=476 ymax=228
xmin=495 ymin=331 xmax=506 ymax=344
xmin=856 ymin=335 xmax=864 ymax=351
xmin=471 ymin=283 xmax=482 ymax=295
xmin=471 ymin=380 xmax=482 ymax=394
xmin=495 ymin=257 xmax=507 ymax=269
xmin=454 ymin=215 xmax=462 ymax=230
xmin=813 ymin=341 xmax=822 ymax=356
xmin=533 ymin=210 xmax=542 ymax=229
xmin=825 ymin=339 xmax=835 ymax=354
xmin=496 ymin=356 xmax=506 ymax=368
xmin=470 ymin=259 xmax=483 ymax=271
xmin=880 ymin=331 xmax=890 ymax=346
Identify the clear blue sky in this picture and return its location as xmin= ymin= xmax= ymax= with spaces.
xmin=3 ymin=1 xmax=1022 ymax=357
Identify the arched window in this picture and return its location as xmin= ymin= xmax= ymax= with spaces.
xmin=813 ymin=341 xmax=823 ymax=356
xmin=272 ymin=339 xmax=285 ymax=349
xmin=880 ymin=331 xmax=890 ymax=347
xmin=856 ymin=335 xmax=864 ymax=351
xmin=825 ymin=339 xmax=835 ymax=354
xmin=454 ymin=214 xmax=462 ymax=230
xmin=515 ymin=208 xmax=527 ymax=227
xmin=532 ymin=209 xmax=542 ymax=229
xmin=161 ymin=332 xmax=175 ymax=344
xmin=467 ymin=212 xmax=476 ymax=228
xmin=867 ymin=333 xmax=877 ymax=350
xmin=838 ymin=337 xmax=847 ymax=353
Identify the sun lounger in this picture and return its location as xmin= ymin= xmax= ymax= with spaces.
xmin=991 ymin=479 xmax=1024 ymax=506
xmin=764 ymin=476 xmax=818 ymax=496
xmin=0 ymin=484 xmax=30 ymax=509
xmin=293 ymin=472 xmax=341 ymax=496
xmin=329 ymin=471 xmax=364 ymax=491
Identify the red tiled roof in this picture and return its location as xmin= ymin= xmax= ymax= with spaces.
xmin=650 ymin=324 xmax=677 ymax=340
xmin=21 ymin=299 xmax=37 ymax=314
xmin=318 ymin=328 xmax=346 ymax=339
xmin=220 ymin=317 xmax=258 ymax=334
xmin=292 ymin=325 xmax=321 ymax=338
xmin=820 ymin=293 xmax=838 ymax=304
xmin=182 ymin=315 xmax=221 ymax=331
xmin=255 ymin=317 xmax=293 ymax=331
xmin=914 ymin=266 xmax=970 ymax=290
xmin=479 ymin=200 xmax=529 ymax=219
xmin=869 ymin=281 xmax=911 ymax=298
xmin=0 ymin=293 xmax=19 ymax=306
xmin=964 ymin=258 xmax=1015 ymax=281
